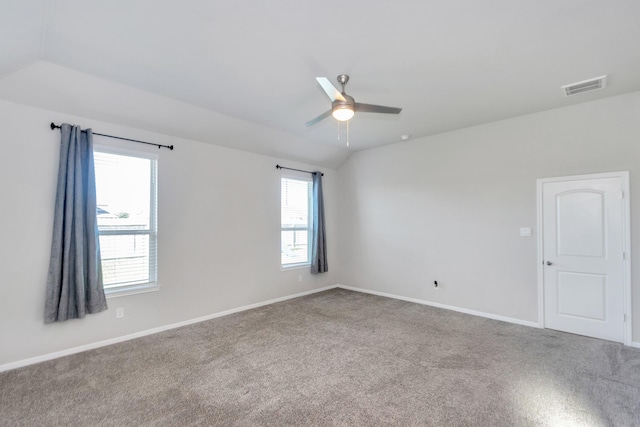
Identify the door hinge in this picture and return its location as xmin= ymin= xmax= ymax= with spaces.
xmin=622 ymin=252 xmax=626 ymax=260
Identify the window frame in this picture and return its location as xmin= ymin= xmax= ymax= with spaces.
xmin=280 ymin=172 xmax=313 ymax=270
xmin=94 ymin=144 xmax=159 ymax=298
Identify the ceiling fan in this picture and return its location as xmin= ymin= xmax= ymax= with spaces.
xmin=305 ymin=74 xmax=402 ymax=127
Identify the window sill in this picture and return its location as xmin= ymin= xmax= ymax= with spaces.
xmin=281 ymin=263 xmax=311 ymax=271
xmin=105 ymin=283 xmax=160 ymax=299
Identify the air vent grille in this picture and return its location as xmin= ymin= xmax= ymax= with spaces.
xmin=561 ymin=75 xmax=607 ymax=97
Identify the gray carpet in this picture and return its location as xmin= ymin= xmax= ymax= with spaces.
xmin=1 ymin=289 xmax=639 ymax=426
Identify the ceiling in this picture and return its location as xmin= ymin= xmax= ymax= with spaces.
xmin=1 ymin=0 xmax=640 ymax=168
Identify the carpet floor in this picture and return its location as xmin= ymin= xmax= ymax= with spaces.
xmin=1 ymin=288 xmax=639 ymax=426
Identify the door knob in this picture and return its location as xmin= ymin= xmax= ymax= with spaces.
xmin=546 ymin=261 xmax=553 ymax=266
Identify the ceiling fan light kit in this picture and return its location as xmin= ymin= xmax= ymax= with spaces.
xmin=332 ymin=98 xmax=355 ymax=121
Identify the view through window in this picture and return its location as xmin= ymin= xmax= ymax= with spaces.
xmin=281 ymin=176 xmax=312 ymax=267
xmin=94 ymin=149 xmax=157 ymax=292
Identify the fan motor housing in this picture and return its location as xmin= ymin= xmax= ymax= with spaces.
xmin=332 ymin=94 xmax=355 ymax=111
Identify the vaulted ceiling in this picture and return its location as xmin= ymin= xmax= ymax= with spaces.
xmin=2 ymin=0 xmax=640 ymax=168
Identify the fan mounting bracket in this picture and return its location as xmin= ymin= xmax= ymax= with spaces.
xmin=337 ymin=74 xmax=350 ymax=85
xmin=337 ymin=74 xmax=350 ymax=93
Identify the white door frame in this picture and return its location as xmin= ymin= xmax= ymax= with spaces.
xmin=536 ymin=171 xmax=632 ymax=345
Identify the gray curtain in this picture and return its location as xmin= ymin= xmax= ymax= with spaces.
xmin=45 ymin=124 xmax=107 ymax=323
xmin=311 ymin=172 xmax=328 ymax=274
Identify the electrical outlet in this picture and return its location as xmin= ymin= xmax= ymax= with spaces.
xmin=116 ymin=307 xmax=125 ymax=319
xmin=298 ymin=275 xmax=303 ymax=282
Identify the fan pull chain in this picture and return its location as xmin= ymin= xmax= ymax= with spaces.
xmin=335 ymin=120 xmax=350 ymax=147
xmin=346 ymin=120 xmax=350 ymax=147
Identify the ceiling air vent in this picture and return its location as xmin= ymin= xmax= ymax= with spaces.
xmin=561 ymin=75 xmax=607 ymax=97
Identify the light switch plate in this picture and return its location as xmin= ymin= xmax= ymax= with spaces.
xmin=520 ymin=227 xmax=532 ymax=237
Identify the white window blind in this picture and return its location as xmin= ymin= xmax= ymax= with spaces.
xmin=94 ymin=149 xmax=158 ymax=294
xmin=281 ymin=176 xmax=312 ymax=267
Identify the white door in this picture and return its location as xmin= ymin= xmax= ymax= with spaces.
xmin=539 ymin=173 xmax=628 ymax=343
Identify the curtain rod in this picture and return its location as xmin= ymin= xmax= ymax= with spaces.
xmin=276 ymin=164 xmax=323 ymax=176
xmin=50 ymin=122 xmax=174 ymax=150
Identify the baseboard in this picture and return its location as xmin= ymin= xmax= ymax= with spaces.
xmin=0 ymin=285 xmax=339 ymax=373
xmin=5 ymin=284 xmax=629 ymax=372
xmin=337 ymin=284 xmax=541 ymax=329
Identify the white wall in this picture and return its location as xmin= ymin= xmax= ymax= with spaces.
xmin=0 ymin=100 xmax=338 ymax=367
xmin=337 ymin=91 xmax=640 ymax=342
xmin=3 ymin=89 xmax=640 ymax=369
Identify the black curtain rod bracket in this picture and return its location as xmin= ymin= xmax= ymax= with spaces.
xmin=276 ymin=164 xmax=323 ymax=176
xmin=50 ymin=122 xmax=174 ymax=150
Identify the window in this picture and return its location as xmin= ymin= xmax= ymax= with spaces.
xmin=94 ymin=147 xmax=158 ymax=296
xmin=281 ymin=175 xmax=312 ymax=268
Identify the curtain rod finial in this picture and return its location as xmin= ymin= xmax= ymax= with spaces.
xmin=50 ymin=122 xmax=57 ymax=130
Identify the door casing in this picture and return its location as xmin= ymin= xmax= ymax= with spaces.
xmin=536 ymin=171 xmax=632 ymax=345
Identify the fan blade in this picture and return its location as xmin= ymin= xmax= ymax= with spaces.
xmin=316 ymin=77 xmax=346 ymax=102
xmin=305 ymin=110 xmax=332 ymax=127
xmin=355 ymin=103 xmax=402 ymax=114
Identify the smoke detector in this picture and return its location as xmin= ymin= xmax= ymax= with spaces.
xmin=561 ymin=75 xmax=607 ymax=97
